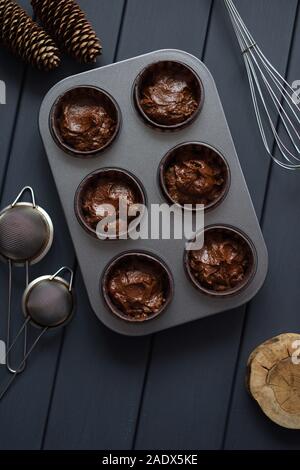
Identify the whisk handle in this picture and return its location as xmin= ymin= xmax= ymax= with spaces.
xmin=224 ymin=0 xmax=257 ymax=53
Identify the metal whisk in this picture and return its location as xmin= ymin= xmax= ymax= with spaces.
xmin=224 ymin=0 xmax=300 ymax=170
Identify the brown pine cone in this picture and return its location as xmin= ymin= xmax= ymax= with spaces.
xmin=0 ymin=0 xmax=6 ymax=23
xmin=31 ymin=0 xmax=102 ymax=63
xmin=0 ymin=0 xmax=60 ymax=71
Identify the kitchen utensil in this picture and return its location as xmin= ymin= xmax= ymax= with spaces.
xmin=0 ymin=186 xmax=53 ymax=372
xmin=224 ymin=0 xmax=300 ymax=170
xmin=0 ymin=266 xmax=75 ymax=401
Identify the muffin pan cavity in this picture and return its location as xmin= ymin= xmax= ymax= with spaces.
xmin=39 ymin=49 xmax=268 ymax=336
xmin=159 ymin=142 xmax=230 ymax=211
xmin=102 ymin=251 xmax=174 ymax=323
xmin=184 ymin=225 xmax=257 ymax=297
xmin=74 ymin=168 xmax=146 ymax=240
xmin=50 ymin=86 xmax=121 ymax=157
xmin=133 ymin=60 xmax=204 ymax=130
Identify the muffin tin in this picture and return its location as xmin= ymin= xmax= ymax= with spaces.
xmin=39 ymin=49 xmax=268 ymax=336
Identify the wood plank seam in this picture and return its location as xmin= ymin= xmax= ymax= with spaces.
xmin=40 ymin=260 xmax=78 ymax=449
xmin=113 ymin=0 xmax=128 ymax=62
xmin=131 ymin=335 xmax=155 ymax=449
xmin=0 ymin=67 xmax=27 ymax=201
xmin=40 ymin=325 xmax=67 ymax=449
xmin=259 ymin=0 xmax=300 ymax=229
xmin=0 ymin=7 xmax=37 ymax=203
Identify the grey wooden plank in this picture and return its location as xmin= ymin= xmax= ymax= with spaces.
xmin=0 ymin=0 xmax=28 ymax=183
xmin=0 ymin=0 xmax=124 ymax=449
xmin=44 ymin=269 xmax=149 ymax=450
xmin=224 ymin=3 xmax=300 ymax=450
xmin=117 ymin=0 xmax=213 ymax=60
xmin=134 ymin=0 xmax=298 ymax=450
xmin=43 ymin=0 xmax=214 ymax=450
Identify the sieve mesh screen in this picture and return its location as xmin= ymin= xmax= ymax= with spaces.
xmin=0 ymin=206 xmax=50 ymax=263
xmin=25 ymin=279 xmax=73 ymax=328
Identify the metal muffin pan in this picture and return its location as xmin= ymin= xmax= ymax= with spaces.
xmin=39 ymin=49 xmax=268 ymax=336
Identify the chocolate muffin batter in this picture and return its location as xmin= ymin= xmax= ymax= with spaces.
xmin=164 ymin=146 xmax=227 ymax=207
xmin=80 ymin=175 xmax=138 ymax=235
xmin=57 ymin=94 xmax=117 ymax=152
xmin=140 ymin=72 xmax=199 ymax=125
xmin=188 ymin=229 xmax=253 ymax=293
xmin=108 ymin=262 xmax=166 ymax=320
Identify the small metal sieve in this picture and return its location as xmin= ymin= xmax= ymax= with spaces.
xmin=0 ymin=267 xmax=75 ymax=401
xmin=0 ymin=187 xmax=54 ymax=373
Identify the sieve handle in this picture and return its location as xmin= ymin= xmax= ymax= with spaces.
xmin=12 ymin=186 xmax=36 ymax=208
xmin=0 ymin=327 xmax=48 ymax=401
xmin=6 ymin=260 xmax=28 ymax=374
xmin=50 ymin=266 xmax=74 ymax=291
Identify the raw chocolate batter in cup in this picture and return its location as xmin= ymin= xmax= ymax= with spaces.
xmin=75 ymin=169 xmax=146 ymax=239
xmin=51 ymin=86 xmax=120 ymax=155
xmin=186 ymin=227 xmax=255 ymax=295
xmin=161 ymin=143 xmax=229 ymax=210
xmin=134 ymin=61 xmax=203 ymax=129
xmin=102 ymin=252 xmax=174 ymax=322
xmin=108 ymin=263 xmax=165 ymax=320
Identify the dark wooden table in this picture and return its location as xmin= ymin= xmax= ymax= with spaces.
xmin=0 ymin=0 xmax=299 ymax=450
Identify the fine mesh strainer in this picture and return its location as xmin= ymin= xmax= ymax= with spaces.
xmin=0 ymin=267 xmax=75 ymax=400
xmin=0 ymin=186 xmax=54 ymax=373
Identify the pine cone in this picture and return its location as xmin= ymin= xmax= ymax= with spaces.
xmin=0 ymin=0 xmax=6 ymax=22
xmin=0 ymin=0 xmax=60 ymax=71
xmin=31 ymin=0 xmax=102 ymax=63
